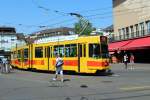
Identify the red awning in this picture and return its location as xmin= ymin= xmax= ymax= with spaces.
xmin=108 ymin=40 xmax=131 ymax=51
xmin=109 ymin=36 xmax=150 ymax=51
xmin=121 ymin=36 xmax=150 ymax=50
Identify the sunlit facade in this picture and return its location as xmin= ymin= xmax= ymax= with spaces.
xmin=113 ymin=0 xmax=150 ymax=41
xmin=0 ymin=27 xmax=26 ymax=57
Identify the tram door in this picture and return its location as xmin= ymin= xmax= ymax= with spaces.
xmin=18 ymin=49 xmax=23 ymax=69
xmin=22 ymin=48 xmax=29 ymax=69
xmin=78 ymin=43 xmax=87 ymax=73
xmin=46 ymin=46 xmax=53 ymax=71
xmin=29 ymin=44 xmax=33 ymax=69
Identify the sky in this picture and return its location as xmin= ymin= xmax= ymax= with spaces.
xmin=0 ymin=0 xmax=113 ymax=34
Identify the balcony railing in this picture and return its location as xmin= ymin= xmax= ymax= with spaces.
xmin=109 ymin=30 xmax=150 ymax=42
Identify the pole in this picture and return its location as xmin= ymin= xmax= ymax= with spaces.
xmin=69 ymin=13 xmax=89 ymax=36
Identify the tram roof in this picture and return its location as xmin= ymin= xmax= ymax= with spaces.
xmin=33 ymin=35 xmax=102 ymax=44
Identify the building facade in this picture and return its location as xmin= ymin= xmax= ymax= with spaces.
xmin=0 ymin=27 xmax=26 ymax=57
xmin=110 ymin=0 xmax=150 ymax=63
xmin=30 ymin=27 xmax=74 ymax=40
xmin=113 ymin=0 xmax=150 ymax=41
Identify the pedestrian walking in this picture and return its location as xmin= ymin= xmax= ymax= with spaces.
xmin=123 ymin=54 xmax=128 ymax=69
xmin=130 ymin=53 xmax=135 ymax=70
xmin=5 ymin=58 xmax=10 ymax=73
xmin=0 ymin=58 xmax=10 ymax=73
xmin=0 ymin=58 xmax=3 ymax=73
xmin=52 ymin=54 xmax=64 ymax=82
xmin=1 ymin=58 xmax=6 ymax=73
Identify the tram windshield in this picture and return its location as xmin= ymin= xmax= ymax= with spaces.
xmin=101 ymin=43 xmax=109 ymax=58
xmin=89 ymin=43 xmax=109 ymax=58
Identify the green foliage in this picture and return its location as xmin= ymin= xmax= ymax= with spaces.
xmin=74 ymin=19 xmax=93 ymax=35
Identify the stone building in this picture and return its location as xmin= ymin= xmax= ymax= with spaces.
xmin=109 ymin=0 xmax=150 ymax=63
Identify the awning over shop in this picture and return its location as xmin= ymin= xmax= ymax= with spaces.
xmin=121 ymin=36 xmax=150 ymax=50
xmin=108 ymin=40 xmax=131 ymax=51
xmin=109 ymin=36 xmax=150 ymax=51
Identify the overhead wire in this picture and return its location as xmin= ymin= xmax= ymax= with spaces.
xmin=31 ymin=0 xmax=150 ymax=25
xmin=8 ymin=4 xmax=150 ymax=28
xmin=3 ymin=0 xmax=150 ymax=32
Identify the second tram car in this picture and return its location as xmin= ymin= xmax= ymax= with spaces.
xmin=11 ymin=35 xmax=110 ymax=74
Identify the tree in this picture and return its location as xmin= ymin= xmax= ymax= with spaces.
xmin=74 ymin=19 xmax=93 ymax=35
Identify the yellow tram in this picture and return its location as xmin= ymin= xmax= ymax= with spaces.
xmin=11 ymin=35 xmax=110 ymax=74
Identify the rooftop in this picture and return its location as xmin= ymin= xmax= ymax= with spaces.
xmin=0 ymin=26 xmax=16 ymax=33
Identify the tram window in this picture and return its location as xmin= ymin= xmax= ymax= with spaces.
xmin=70 ymin=44 xmax=77 ymax=57
xmin=101 ymin=44 xmax=109 ymax=58
xmin=79 ymin=45 xmax=82 ymax=57
xmin=11 ymin=52 xmax=14 ymax=59
xmin=83 ymin=44 xmax=86 ymax=57
xmin=15 ymin=51 xmax=17 ymax=58
xmin=35 ymin=47 xmax=43 ymax=58
xmin=13 ymin=51 xmax=17 ymax=59
xmin=17 ymin=50 xmax=21 ymax=58
xmin=54 ymin=45 xmax=64 ymax=57
xmin=24 ymin=48 xmax=28 ymax=58
xmin=50 ymin=47 xmax=53 ymax=58
xmin=65 ymin=44 xmax=77 ymax=57
xmin=45 ymin=47 xmax=47 ymax=58
xmin=47 ymin=47 xmax=50 ymax=58
xmin=89 ymin=44 xmax=101 ymax=58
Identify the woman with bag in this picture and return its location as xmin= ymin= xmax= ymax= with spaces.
xmin=53 ymin=54 xmax=64 ymax=82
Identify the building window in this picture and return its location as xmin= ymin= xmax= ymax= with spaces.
xmin=146 ymin=21 xmax=150 ymax=34
xmin=140 ymin=22 xmax=144 ymax=36
xmin=130 ymin=26 xmax=134 ymax=38
xmin=135 ymin=24 xmax=139 ymax=37
xmin=122 ymin=28 xmax=125 ymax=39
xmin=126 ymin=27 xmax=129 ymax=39
xmin=118 ymin=29 xmax=121 ymax=40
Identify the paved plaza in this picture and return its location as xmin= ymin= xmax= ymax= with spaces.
xmin=0 ymin=63 xmax=150 ymax=100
